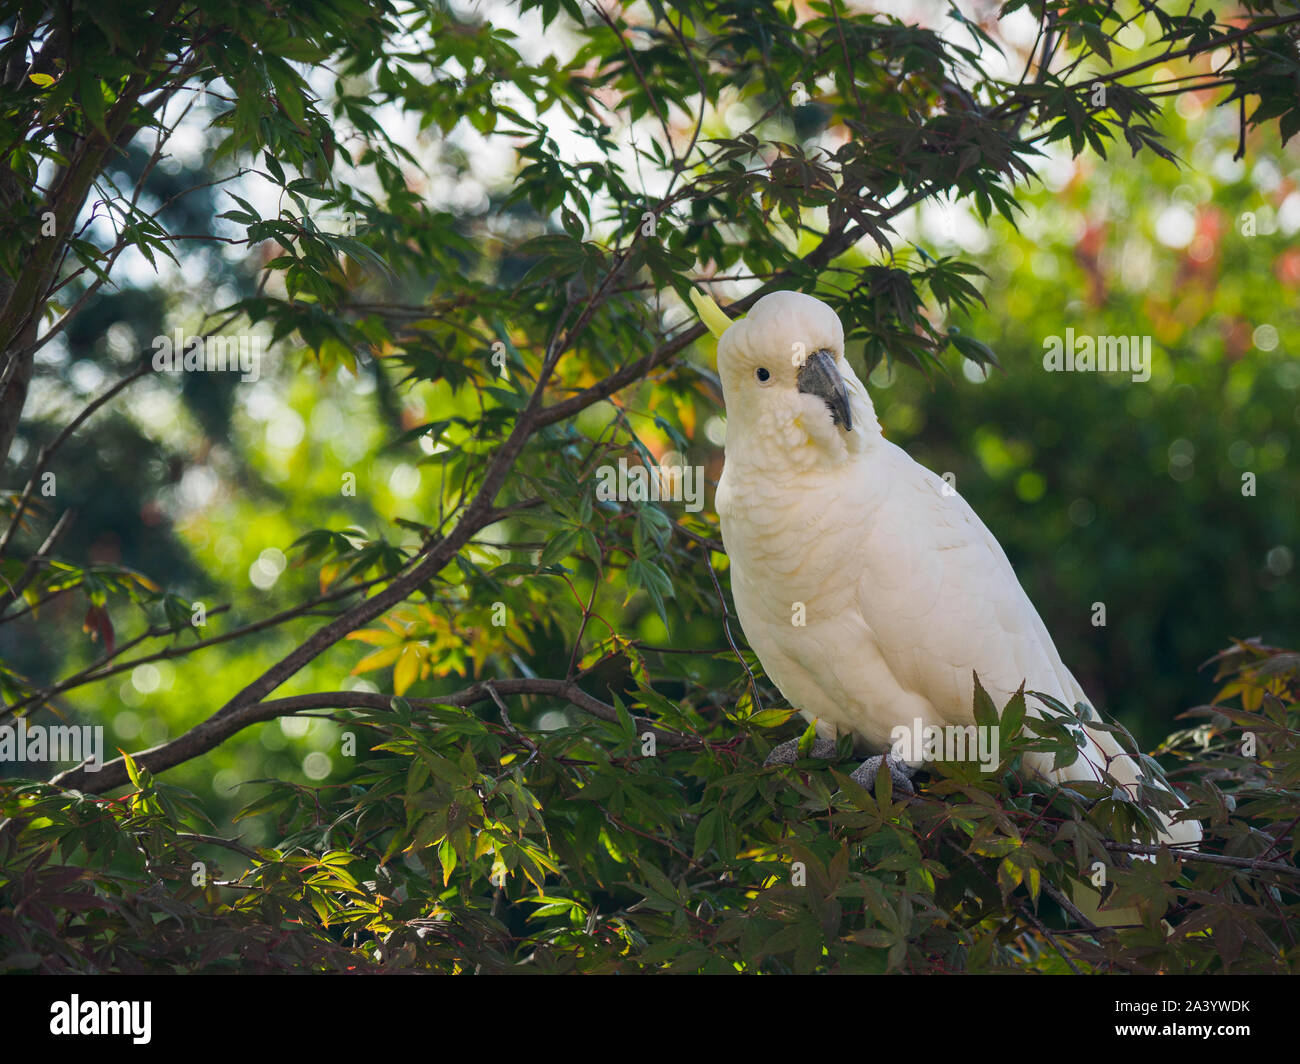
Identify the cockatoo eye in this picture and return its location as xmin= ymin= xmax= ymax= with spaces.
xmin=755 ymin=367 xmax=771 ymax=383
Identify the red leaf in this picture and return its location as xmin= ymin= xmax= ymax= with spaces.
xmin=82 ymin=605 xmax=115 ymax=655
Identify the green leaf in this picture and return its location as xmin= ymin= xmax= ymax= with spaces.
xmin=795 ymin=719 xmax=819 ymax=758
xmin=972 ymin=672 xmax=998 ymax=730
xmin=77 ymin=71 xmax=108 ymax=137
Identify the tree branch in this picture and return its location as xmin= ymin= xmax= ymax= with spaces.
xmin=50 ymin=678 xmax=703 ymax=793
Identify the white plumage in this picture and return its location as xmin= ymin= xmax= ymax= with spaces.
xmin=711 ymin=290 xmax=1200 ymax=850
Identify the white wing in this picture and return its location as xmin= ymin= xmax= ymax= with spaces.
xmin=854 ymin=441 xmax=1084 ymax=725
xmin=841 ymin=441 xmax=1198 ymax=843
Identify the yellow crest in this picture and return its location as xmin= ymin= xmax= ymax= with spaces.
xmin=689 ymin=287 xmax=737 ymax=345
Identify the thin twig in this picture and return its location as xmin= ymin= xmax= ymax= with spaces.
xmin=1015 ymin=899 xmax=1082 ymax=974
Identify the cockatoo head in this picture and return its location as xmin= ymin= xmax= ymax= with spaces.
xmin=700 ymin=290 xmax=876 ymax=464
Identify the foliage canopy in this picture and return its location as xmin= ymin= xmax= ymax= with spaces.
xmin=1 ymin=0 xmax=1298 ymax=972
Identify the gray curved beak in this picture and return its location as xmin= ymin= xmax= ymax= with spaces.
xmin=797 ymin=348 xmax=852 ymax=431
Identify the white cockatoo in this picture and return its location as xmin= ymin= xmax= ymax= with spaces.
xmin=696 ymin=288 xmax=1201 ymax=855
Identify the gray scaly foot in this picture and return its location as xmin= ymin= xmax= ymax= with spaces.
xmin=764 ymin=735 xmax=838 ymax=767
xmin=850 ymin=754 xmax=916 ymax=796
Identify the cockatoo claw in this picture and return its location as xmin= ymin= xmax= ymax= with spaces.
xmin=849 ymin=754 xmax=916 ymax=796
xmin=764 ymin=735 xmax=838 ymax=767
